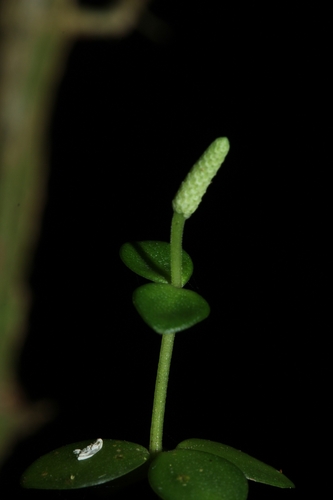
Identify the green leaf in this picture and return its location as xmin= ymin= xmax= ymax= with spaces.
xmin=133 ymin=283 xmax=210 ymax=334
xmin=21 ymin=439 xmax=150 ymax=490
xmin=120 ymin=241 xmax=193 ymax=286
xmin=148 ymin=449 xmax=248 ymax=500
xmin=177 ymin=439 xmax=294 ymax=489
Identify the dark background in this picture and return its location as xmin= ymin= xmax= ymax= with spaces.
xmin=0 ymin=0 xmax=329 ymax=498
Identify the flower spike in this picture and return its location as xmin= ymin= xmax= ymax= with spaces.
xmin=172 ymin=137 xmax=230 ymax=219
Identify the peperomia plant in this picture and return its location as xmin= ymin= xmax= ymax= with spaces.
xmin=21 ymin=138 xmax=294 ymax=498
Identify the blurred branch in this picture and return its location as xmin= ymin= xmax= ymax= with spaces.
xmin=0 ymin=0 xmax=150 ymax=466
xmin=63 ymin=0 xmax=151 ymax=38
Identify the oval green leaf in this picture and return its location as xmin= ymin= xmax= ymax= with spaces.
xmin=21 ymin=439 xmax=150 ymax=490
xmin=133 ymin=284 xmax=210 ymax=334
xmin=177 ymin=439 xmax=294 ymax=489
xmin=120 ymin=241 xmax=193 ymax=285
xmin=148 ymin=449 xmax=248 ymax=500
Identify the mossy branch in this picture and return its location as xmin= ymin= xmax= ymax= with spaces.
xmin=0 ymin=0 xmax=150 ymax=466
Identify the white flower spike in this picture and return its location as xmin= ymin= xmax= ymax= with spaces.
xmin=172 ymin=137 xmax=230 ymax=219
xmin=73 ymin=438 xmax=103 ymax=460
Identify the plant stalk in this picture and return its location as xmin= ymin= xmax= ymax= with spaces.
xmin=149 ymin=211 xmax=186 ymax=456
xmin=149 ymin=333 xmax=175 ymax=456
xmin=170 ymin=211 xmax=186 ymax=288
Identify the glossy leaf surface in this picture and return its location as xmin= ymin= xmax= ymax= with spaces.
xmin=148 ymin=449 xmax=248 ymax=500
xmin=120 ymin=241 xmax=193 ymax=285
xmin=133 ymin=283 xmax=210 ymax=334
xmin=21 ymin=439 xmax=149 ymax=490
xmin=177 ymin=439 xmax=294 ymax=488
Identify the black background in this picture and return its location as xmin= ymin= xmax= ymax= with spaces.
xmin=0 ymin=0 xmax=329 ymax=498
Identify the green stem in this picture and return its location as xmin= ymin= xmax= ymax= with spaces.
xmin=149 ymin=333 xmax=175 ymax=456
xmin=170 ymin=212 xmax=186 ymax=288
xmin=149 ymin=211 xmax=186 ymax=456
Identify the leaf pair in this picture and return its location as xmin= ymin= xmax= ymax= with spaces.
xmin=148 ymin=438 xmax=294 ymax=500
xmin=21 ymin=437 xmax=294 ymax=496
xmin=120 ymin=241 xmax=210 ymax=334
